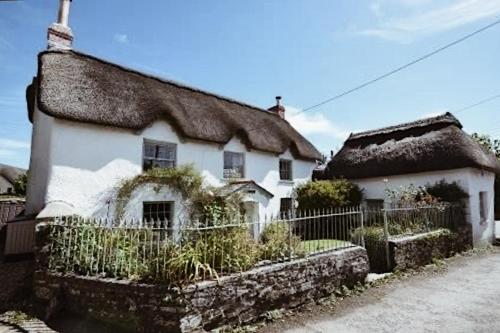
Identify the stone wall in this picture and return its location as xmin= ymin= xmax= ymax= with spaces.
xmin=390 ymin=225 xmax=472 ymax=271
xmin=34 ymin=246 xmax=369 ymax=333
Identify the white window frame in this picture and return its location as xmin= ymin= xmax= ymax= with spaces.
xmin=223 ymin=151 xmax=245 ymax=179
xmin=143 ymin=139 xmax=177 ymax=171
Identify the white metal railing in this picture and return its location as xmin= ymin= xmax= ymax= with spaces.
xmin=45 ymin=206 xmax=365 ymax=284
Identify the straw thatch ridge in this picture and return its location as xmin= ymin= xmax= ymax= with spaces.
xmin=0 ymin=163 xmax=26 ymax=184
xmin=320 ymin=113 xmax=500 ymax=179
xmin=27 ymin=50 xmax=321 ymax=161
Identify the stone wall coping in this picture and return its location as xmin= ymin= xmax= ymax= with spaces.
xmin=389 ymin=229 xmax=450 ymax=244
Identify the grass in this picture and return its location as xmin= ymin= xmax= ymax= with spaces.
xmin=300 ymin=239 xmax=351 ymax=253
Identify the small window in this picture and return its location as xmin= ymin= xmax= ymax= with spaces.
xmin=223 ymin=151 xmax=244 ymax=178
xmin=280 ymin=198 xmax=293 ymax=217
xmin=279 ymin=159 xmax=293 ymax=180
xmin=143 ymin=140 xmax=177 ymax=171
xmin=366 ymin=199 xmax=384 ymax=211
xmin=6 ymin=187 xmax=12 ymax=194
xmin=479 ymin=191 xmax=488 ymax=223
xmin=143 ymin=201 xmax=173 ymax=226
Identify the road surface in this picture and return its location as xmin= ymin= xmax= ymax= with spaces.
xmin=262 ymin=249 xmax=500 ymax=333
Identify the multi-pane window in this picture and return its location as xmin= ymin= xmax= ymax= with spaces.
xmin=479 ymin=191 xmax=488 ymax=223
xmin=279 ymin=159 xmax=293 ymax=180
xmin=143 ymin=140 xmax=176 ymax=171
xmin=223 ymin=151 xmax=245 ymax=178
xmin=280 ymin=198 xmax=293 ymax=217
xmin=143 ymin=201 xmax=173 ymax=226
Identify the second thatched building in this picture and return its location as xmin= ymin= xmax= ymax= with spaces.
xmin=315 ymin=112 xmax=500 ymax=246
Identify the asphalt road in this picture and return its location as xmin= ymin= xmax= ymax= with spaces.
xmin=262 ymin=249 xmax=500 ymax=333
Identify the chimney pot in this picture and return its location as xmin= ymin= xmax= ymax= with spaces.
xmin=47 ymin=0 xmax=74 ymax=50
xmin=268 ymin=96 xmax=285 ymax=119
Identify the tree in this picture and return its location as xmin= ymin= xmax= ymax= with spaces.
xmin=472 ymin=133 xmax=500 ymax=220
xmin=13 ymin=173 xmax=28 ymax=196
xmin=471 ymin=133 xmax=500 ymax=158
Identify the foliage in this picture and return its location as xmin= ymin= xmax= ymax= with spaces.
xmin=425 ymin=180 xmax=468 ymax=204
xmin=115 ymin=165 xmax=203 ymax=219
xmin=351 ymin=226 xmax=388 ymax=273
xmin=295 ymin=179 xmax=363 ymax=210
xmin=260 ymin=222 xmax=303 ymax=260
xmin=471 ymin=133 xmax=500 ymax=158
xmin=472 ymin=132 xmax=500 ymax=219
xmin=13 ymin=173 xmax=28 ymax=196
xmin=48 ymin=219 xmax=260 ymax=285
xmin=385 ymin=184 xmax=439 ymax=207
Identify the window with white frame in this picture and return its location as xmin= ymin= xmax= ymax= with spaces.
xmin=143 ymin=140 xmax=177 ymax=171
xmin=279 ymin=159 xmax=293 ymax=180
xmin=223 ymin=151 xmax=244 ymax=178
xmin=479 ymin=191 xmax=488 ymax=223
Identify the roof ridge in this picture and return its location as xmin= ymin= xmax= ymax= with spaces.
xmin=39 ymin=49 xmax=280 ymax=117
xmin=348 ymin=112 xmax=461 ymax=141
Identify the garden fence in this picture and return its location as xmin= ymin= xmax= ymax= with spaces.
xmin=45 ymin=206 xmax=364 ymax=283
xmin=43 ymin=203 xmax=464 ymax=283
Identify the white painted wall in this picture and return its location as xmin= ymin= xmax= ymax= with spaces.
xmin=27 ymin=107 xmax=316 ymax=225
xmin=26 ymin=107 xmax=54 ymax=215
xmin=353 ymin=168 xmax=496 ymax=246
xmin=0 ymin=176 xmax=13 ymax=194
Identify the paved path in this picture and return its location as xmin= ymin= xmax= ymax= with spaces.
xmin=263 ymin=250 xmax=500 ymax=333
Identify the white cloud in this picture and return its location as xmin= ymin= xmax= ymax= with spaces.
xmin=361 ymin=0 xmax=500 ymax=43
xmin=0 ymin=138 xmax=30 ymax=158
xmin=114 ymin=33 xmax=129 ymax=44
xmin=286 ymin=106 xmax=353 ymax=141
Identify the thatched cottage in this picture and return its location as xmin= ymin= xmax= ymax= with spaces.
xmin=0 ymin=163 xmax=26 ymax=195
xmin=25 ymin=0 xmax=321 ymax=227
xmin=315 ymin=113 xmax=500 ymax=246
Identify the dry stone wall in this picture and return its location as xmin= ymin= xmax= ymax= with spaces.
xmin=34 ymin=246 xmax=369 ymax=332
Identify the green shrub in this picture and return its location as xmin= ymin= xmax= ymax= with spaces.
xmin=295 ymin=179 xmax=363 ymax=210
xmin=260 ymin=222 xmax=303 ymax=260
xmin=351 ymin=226 xmax=388 ymax=273
xmin=115 ymin=164 xmax=203 ymax=219
xmin=425 ymin=180 xmax=468 ymax=204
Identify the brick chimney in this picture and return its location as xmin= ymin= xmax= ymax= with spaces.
xmin=268 ymin=96 xmax=285 ymax=119
xmin=47 ymin=0 xmax=73 ymax=49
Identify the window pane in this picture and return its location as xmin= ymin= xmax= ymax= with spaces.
xmin=143 ymin=202 xmax=173 ymax=228
xmin=279 ymin=159 xmax=292 ymax=180
xmin=224 ymin=152 xmax=244 ymax=178
xmin=144 ymin=144 xmax=156 ymax=158
xmin=280 ymin=198 xmax=293 ymax=217
xmin=143 ymin=140 xmax=176 ymax=171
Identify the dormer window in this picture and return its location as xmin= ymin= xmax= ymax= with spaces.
xmin=224 ymin=151 xmax=245 ymax=178
xmin=143 ymin=140 xmax=177 ymax=171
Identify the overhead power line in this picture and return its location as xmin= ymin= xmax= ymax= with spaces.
xmin=293 ymin=17 xmax=500 ymax=117
xmin=454 ymin=92 xmax=500 ymax=114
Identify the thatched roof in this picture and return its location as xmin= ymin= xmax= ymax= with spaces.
xmin=0 ymin=163 xmax=26 ymax=184
xmin=320 ymin=112 xmax=500 ymax=179
xmin=27 ymin=50 xmax=321 ymax=161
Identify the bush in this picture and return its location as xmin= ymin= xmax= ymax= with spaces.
xmin=351 ymin=226 xmax=388 ymax=273
xmin=425 ymin=180 xmax=468 ymax=204
xmin=295 ymin=179 xmax=363 ymax=210
xmin=260 ymin=222 xmax=303 ymax=260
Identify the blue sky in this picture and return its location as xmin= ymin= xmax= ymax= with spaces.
xmin=1 ymin=0 xmax=500 ymax=168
